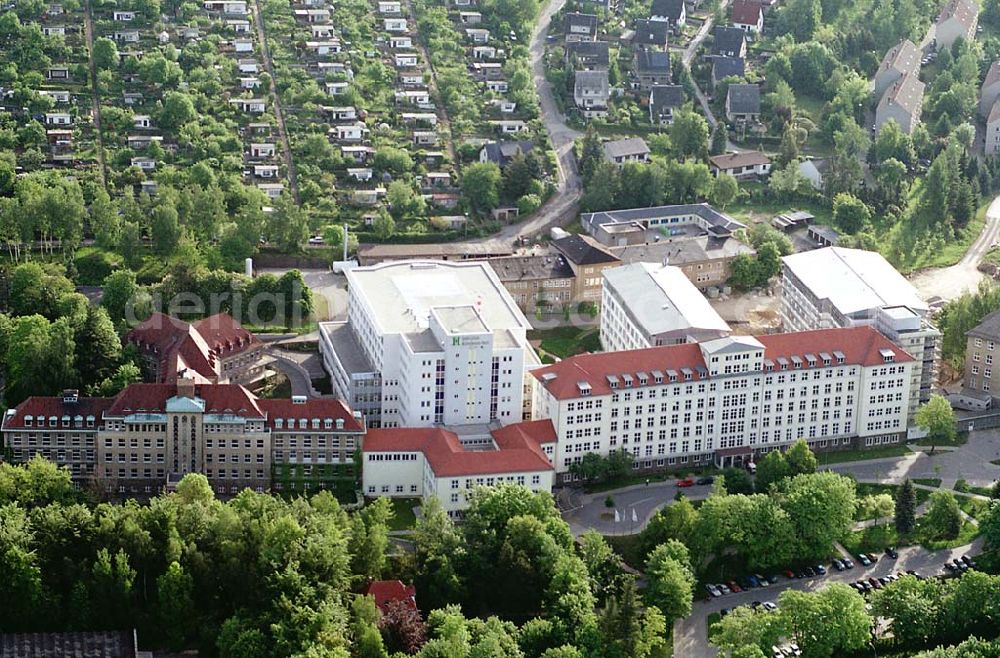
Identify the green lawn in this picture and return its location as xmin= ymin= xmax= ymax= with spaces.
xmin=529 ymin=326 xmax=602 ymax=359
xmin=914 ymin=433 xmax=968 ymax=448
xmin=726 ymin=193 xmax=834 ymax=229
xmin=964 ymin=485 xmax=995 ymax=497
xmin=912 ymin=478 xmax=943 ymax=488
xmin=388 ymin=498 xmax=419 ymax=531
xmin=854 ymin=482 xmax=930 ymax=519
xmin=706 ymin=612 xmax=721 ymax=640
xmin=955 ymin=494 xmax=991 ymax=521
xmin=840 ymin=524 xmax=901 ymax=555
xmin=815 ymin=445 xmax=911 ymax=466
xmin=917 ymin=520 xmax=979 ymax=551
xmin=884 ymin=196 xmax=990 ymax=274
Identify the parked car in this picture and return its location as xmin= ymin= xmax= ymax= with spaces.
xmin=754 ymin=574 xmax=767 ymax=587
xmin=885 ymin=546 xmax=898 ymax=559
xmin=727 ymin=581 xmax=743 ymax=593
xmin=706 ymin=584 xmax=721 ymax=597
xmin=762 ymin=601 xmax=778 ymax=612
xmin=675 ymin=478 xmax=695 ymax=487
xmin=814 ymin=564 xmax=827 ymax=575
xmin=832 ymin=559 xmax=844 ymax=571
xmin=858 ymin=554 xmax=871 ymax=567
xmin=842 ymin=558 xmax=855 ymax=569
xmin=944 ymin=561 xmax=957 ymax=572
xmin=745 ymin=575 xmax=760 ymax=588
xmin=868 ymin=577 xmax=882 ymax=590
xmin=954 ymin=559 xmax=968 ymax=572
xmin=783 ymin=570 xmax=795 ymax=579
xmin=865 ymin=553 xmax=879 ymax=564
xmin=803 ymin=566 xmax=816 ymax=577
xmin=766 ymin=574 xmax=780 ymax=585
xmin=696 ymin=476 xmax=715 ymax=485
xmin=850 ymin=582 xmax=864 ymax=593
xmin=961 ymin=555 xmax=977 ymax=568
xmin=718 ymin=584 xmax=731 ymax=594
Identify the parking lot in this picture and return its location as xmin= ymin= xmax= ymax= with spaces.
xmin=673 ymin=537 xmax=987 ymax=658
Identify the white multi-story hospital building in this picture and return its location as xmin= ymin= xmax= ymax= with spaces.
xmin=319 ymin=260 xmax=540 ymax=428
xmin=531 ymin=326 xmax=913 ymax=481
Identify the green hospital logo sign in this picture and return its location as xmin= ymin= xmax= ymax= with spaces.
xmin=453 ymin=336 xmax=461 ymax=346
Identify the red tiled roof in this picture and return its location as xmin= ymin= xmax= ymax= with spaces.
xmin=2 ymin=396 xmax=113 ymax=430
xmin=258 ymin=398 xmax=364 ymax=431
xmin=126 ymin=312 xmax=258 ymax=383
xmin=194 ymin=313 xmax=260 ymax=355
xmin=363 ymin=421 xmax=556 ymax=477
xmin=105 ymin=383 xmax=265 ymax=417
xmin=364 ymin=580 xmax=416 ymax=611
xmin=532 ymin=327 xmax=913 ymax=400
xmin=731 ymin=0 xmax=762 ymax=25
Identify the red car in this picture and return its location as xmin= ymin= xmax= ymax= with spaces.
xmin=675 ymin=478 xmax=695 ymax=487
xmin=726 ymin=580 xmax=743 ymax=593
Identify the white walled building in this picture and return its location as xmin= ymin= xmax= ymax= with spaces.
xmin=781 ymin=247 xmax=938 ymax=422
xmin=361 ymin=420 xmax=556 ymax=515
xmin=319 ymin=260 xmax=541 ymax=429
xmin=531 ymin=326 xmax=914 ymax=481
xmin=601 ymin=262 xmax=731 ymax=352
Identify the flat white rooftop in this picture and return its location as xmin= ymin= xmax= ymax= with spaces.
xmin=782 ymin=247 xmax=927 ymax=317
xmin=604 ymin=262 xmax=731 ymax=337
xmin=347 ymin=260 xmax=531 ymax=335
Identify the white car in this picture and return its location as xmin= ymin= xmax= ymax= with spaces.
xmin=705 ymin=584 xmax=721 ymax=598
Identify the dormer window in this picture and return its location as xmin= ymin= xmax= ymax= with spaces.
xmin=275 ymin=418 xmax=284 ymax=429
xmin=24 ymin=416 xmax=33 ymax=427
xmin=880 ymin=348 xmax=895 ymax=363
xmin=324 ymin=418 xmax=333 ymax=429
xmin=834 ymin=350 xmax=845 ymax=364
xmin=622 ymin=374 xmax=633 ymax=387
xmin=311 ymin=418 xmax=320 ymax=429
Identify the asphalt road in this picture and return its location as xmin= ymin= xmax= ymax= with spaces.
xmin=673 ymin=537 xmax=987 ymax=658
xmin=458 ymin=0 xmax=582 ymax=249
xmin=909 ymin=193 xmax=1000 ymax=301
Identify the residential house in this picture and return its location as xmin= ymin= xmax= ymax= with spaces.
xmin=981 ymin=60 xmax=1000 ymax=118
xmin=384 ymin=17 xmax=408 ymax=31
xmin=39 ymin=90 xmax=71 ymax=104
xmin=46 ymin=66 xmax=69 ymax=80
xmin=324 ymin=106 xmax=358 ymax=121
xmin=203 ymin=0 xmax=248 ymax=14
xmin=574 ymin=70 xmax=609 ymax=118
xmin=227 ymin=19 xmax=251 ymax=33
xmin=233 ymin=38 xmax=253 ymax=53
xmin=123 ymin=92 xmax=144 ymax=105
xmin=725 ymin=83 xmax=760 ymax=123
xmin=936 ymin=0 xmax=978 ymax=49
xmin=45 ymin=112 xmax=72 ymax=126
xmin=712 ymin=56 xmax=745 ymax=88
xmin=986 ymin=102 xmax=1000 ymax=155
xmin=631 ymin=19 xmax=670 ymax=49
xmin=250 ymin=143 xmax=276 ymax=159
xmin=133 ymin=114 xmax=152 ymax=129
xmin=390 ymin=35 xmax=413 ymax=48
xmin=480 ymin=140 xmax=534 ymax=166
xmin=42 ymin=26 xmax=66 ymax=36
xmin=634 ymin=49 xmax=671 ymax=90
xmin=295 ymin=8 xmax=331 ymax=22
xmin=874 ymin=73 xmax=924 ymax=134
xmin=131 ymin=157 xmax=156 ymax=171
xmin=731 ymin=0 xmax=764 ymax=33
xmin=566 ymin=41 xmax=610 ymax=69
xmin=711 ymin=26 xmax=747 ymax=58
xmin=402 ymin=112 xmax=438 ymax=126
xmin=650 ymin=0 xmax=686 ymax=31
xmin=708 ymin=150 xmax=771 ymax=180
xmin=257 ymin=183 xmax=284 ymax=198
xmin=649 ymin=84 xmax=684 ymax=124
xmin=394 ymin=52 xmax=419 ymax=67
xmin=127 ymin=135 xmax=162 ymax=149
xmin=459 ymin=10 xmax=482 ymax=23
xmin=872 ymin=39 xmax=919 ymax=102
xmin=254 ymin=164 xmax=280 ymax=178
xmin=797 ymin=159 xmax=827 ymax=190
xmin=465 ymin=28 xmax=490 ymax=43
xmin=113 ymin=10 xmax=135 ymax=20
xmin=603 ymin=137 xmax=650 ymax=166
xmin=565 ymin=12 xmax=598 ymax=43
xmin=230 ymin=98 xmax=266 ymax=113
xmin=364 ymin=581 xmax=417 ymax=613
xmin=378 ymin=0 xmax=402 ymax=12
xmin=492 ymin=119 xmax=526 ymax=134
xmin=331 ymin=122 xmax=368 ymax=142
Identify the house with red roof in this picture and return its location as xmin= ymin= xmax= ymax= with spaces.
xmin=1 ymin=378 xmax=364 ymax=497
xmin=530 ymin=326 xmax=915 ymax=477
xmin=730 ymin=0 xmax=763 ymax=33
xmin=364 ymin=580 xmax=417 ymax=612
xmin=362 ymin=419 xmax=556 ymax=515
xmin=126 ymin=312 xmax=268 ymax=386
